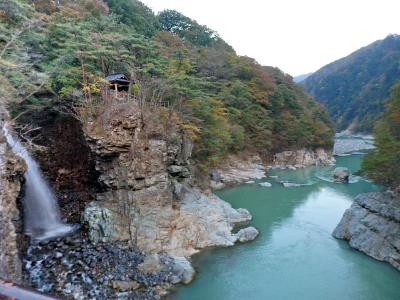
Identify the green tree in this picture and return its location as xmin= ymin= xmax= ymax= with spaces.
xmin=106 ymin=0 xmax=159 ymax=37
xmin=362 ymin=81 xmax=400 ymax=187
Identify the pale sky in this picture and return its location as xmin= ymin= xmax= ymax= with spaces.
xmin=142 ymin=0 xmax=400 ymax=76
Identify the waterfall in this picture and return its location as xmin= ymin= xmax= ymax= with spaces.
xmin=3 ymin=126 xmax=76 ymax=242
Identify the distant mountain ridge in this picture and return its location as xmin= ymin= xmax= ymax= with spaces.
xmin=293 ymin=72 xmax=313 ymax=83
xmin=302 ymin=34 xmax=400 ymax=133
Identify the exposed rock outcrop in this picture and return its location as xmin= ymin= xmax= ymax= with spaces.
xmin=0 ymin=124 xmax=25 ymax=282
xmin=82 ymin=103 xmax=256 ymax=257
xmin=333 ymin=191 xmax=400 ymax=271
xmin=234 ymin=227 xmax=259 ymax=243
xmin=273 ymin=148 xmax=335 ymax=169
xmin=333 ymin=167 xmax=350 ymax=183
xmin=28 ymin=114 xmax=99 ymax=223
xmin=209 ymin=153 xmax=267 ymax=189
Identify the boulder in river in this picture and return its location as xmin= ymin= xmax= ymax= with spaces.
xmin=259 ymin=182 xmax=272 ymax=187
xmin=333 ymin=167 xmax=350 ymax=183
xmin=170 ymin=256 xmax=195 ymax=284
xmin=281 ymin=182 xmax=302 ymax=187
xmin=234 ymin=227 xmax=259 ymax=242
xmin=333 ymin=191 xmax=400 ymax=271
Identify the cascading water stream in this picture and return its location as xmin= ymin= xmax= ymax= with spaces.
xmin=3 ymin=125 xmax=76 ymax=242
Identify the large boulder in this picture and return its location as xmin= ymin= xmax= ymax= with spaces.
xmin=137 ymin=254 xmax=195 ymax=285
xmin=170 ymin=256 xmax=195 ymax=284
xmin=234 ymin=227 xmax=259 ymax=242
xmin=333 ymin=192 xmax=400 ymax=271
xmin=333 ymin=167 xmax=350 ymax=183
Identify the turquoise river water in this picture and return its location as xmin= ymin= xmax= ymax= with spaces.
xmin=173 ymin=153 xmax=400 ymax=300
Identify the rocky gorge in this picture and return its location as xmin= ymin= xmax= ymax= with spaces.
xmin=0 ymin=98 xmax=342 ymax=298
xmin=209 ymin=148 xmax=335 ymax=189
xmin=1 ymin=100 xmax=397 ymax=300
xmin=0 ymin=101 xmax=264 ymax=299
xmin=2 ymin=106 xmax=400 ymax=299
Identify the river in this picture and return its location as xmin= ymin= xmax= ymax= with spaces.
xmin=173 ymin=143 xmax=400 ymax=299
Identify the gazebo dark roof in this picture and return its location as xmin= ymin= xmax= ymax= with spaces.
xmin=105 ymin=74 xmax=130 ymax=83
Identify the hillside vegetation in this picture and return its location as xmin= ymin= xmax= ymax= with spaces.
xmin=362 ymin=81 xmax=400 ymax=187
xmin=0 ymin=0 xmax=333 ymax=168
xmin=302 ymin=34 xmax=400 ymax=133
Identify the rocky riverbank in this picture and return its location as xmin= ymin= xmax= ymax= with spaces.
xmin=333 ymin=134 xmax=375 ymax=155
xmin=333 ymin=190 xmax=400 ymax=271
xmin=209 ymin=153 xmax=267 ymax=189
xmin=209 ymin=148 xmax=334 ymax=189
xmin=272 ymin=148 xmax=335 ymax=169
xmin=24 ymin=232 xmax=193 ymax=300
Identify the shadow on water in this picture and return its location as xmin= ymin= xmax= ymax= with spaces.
xmin=171 ymin=154 xmax=400 ymax=300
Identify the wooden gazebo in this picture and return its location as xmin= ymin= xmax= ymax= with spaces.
xmin=105 ymin=74 xmax=130 ymax=92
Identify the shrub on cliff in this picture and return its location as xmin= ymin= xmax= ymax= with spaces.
xmin=362 ymin=81 xmax=400 ymax=187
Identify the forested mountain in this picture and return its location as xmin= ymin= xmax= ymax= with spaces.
xmin=0 ymin=0 xmax=333 ymax=168
xmin=362 ymin=81 xmax=400 ymax=187
xmin=293 ymin=73 xmax=312 ymax=83
xmin=302 ymin=34 xmax=400 ymax=133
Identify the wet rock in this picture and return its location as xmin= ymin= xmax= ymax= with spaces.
xmin=234 ymin=227 xmax=259 ymax=243
xmin=0 ymin=122 xmax=26 ymax=283
xmin=170 ymin=256 xmax=195 ymax=284
xmin=333 ymin=191 xmax=400 ymax=271
xmin=333 ymin=167 xmax=350 ymax=183
xmin=281 ymin=182 xmax=307 ymax=187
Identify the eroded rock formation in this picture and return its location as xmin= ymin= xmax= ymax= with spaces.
xmin=209 ymin=153 xmax=267 ymax=189
xmin=82 ymin=103 xmax=256 ymax=256
xmin=333 ymin=191 xmax=400 ymax=271
xmin=273 ymin=148 xmax=335 ymax=169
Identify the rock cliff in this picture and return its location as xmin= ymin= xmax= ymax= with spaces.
xmin=272 ymin=148 xmax=335 ymax=169
xmin=209 ymin=153 xmax=267 ymax=189
xmin=0 ymin=122 xmax=25 ymax=282
xmin=83 ymin=103 xmax=257 ymax=257
xmin=333 ymin=191 xmax=400 ymax=271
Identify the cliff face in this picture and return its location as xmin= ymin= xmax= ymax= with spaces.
xmin=30 ymin=113 xmax=99 ymax=223
xmin=333 ymin=191 xmax=400 ymax=271
xmin=0 ymin=126 xmax=25 ymax=282
xmin=83 ymin=103 xmax=255 ymax=256
xmin=273 ymin=148 xmax=335 ymax=169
